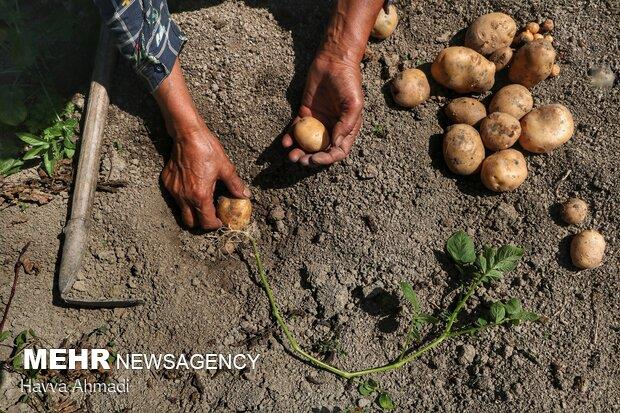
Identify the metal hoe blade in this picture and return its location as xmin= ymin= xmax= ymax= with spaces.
xmin=57 ymin=27 xmax=144 ymax=308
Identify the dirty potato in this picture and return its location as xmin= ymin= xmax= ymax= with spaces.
xmin=488 ymin=46 xmax=513 ymax=71
xmin=444 ymin=97 xmax=487 ymax=126
xmin=480 ymin=149 xmax=528 ymax=192
xmin=561 ymin=198 xmax=588 ymax=225
xmin=371 ymin=5 xmax=398 ymax=40
xmin=570 ymin=230 xmax=605 ymax=269
xmin=442 ymin=124 xmax=486 ymax=175
xmin=508 ymin=39 xmax=557 ymax=88
xmin=479 ymin=112 xmax=521 ymax=151
xmin=431 ymin=47 xmax=495 ymax=93
xmin=464 ymin=12 xmax=517 ymax=55
xmin=489 ymin=84 xmax=533 ymax=120
xmin=217 ymin=197 xmax=252 ymax=230
xmin=519 ymin=104 xmax=574 ymax=153
xmin=292 ymin=116 xmax=330 ymax=153
xmin=390 ymin=69 xmax=430 ymax=108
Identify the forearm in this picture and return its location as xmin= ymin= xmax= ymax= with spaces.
xmin=319 ymin=0 xmax=385 ymax=64
xmin=153 ymin=59 xmax=204 ymax=143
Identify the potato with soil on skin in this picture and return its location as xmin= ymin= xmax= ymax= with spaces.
xmin=479 ymin=112 xmax=521 ymax=151
xmin=371 ymin=5 xmax=398 ymax=40
xmin=217 ymin=196 xmax=252 ymax=230
xmin=444 ymin=97 xmax=487 ymax=126
xmin=464 ymin=12 xmax=517 ymax=55
xmin=488 ymin=46 xmax=513 ymax=71
xmin=431 ymin=47 xmax=495 ymax=93
xmin=390 ymin=69 xmax=430 ymax=108
xmin=570 ymin=230 xmax=605 ymax=269
xmin=561 ymin=198 xmax=588 ymax=225
xmin=489 ymin=84 xmax=533 ymax=119
xmin=292 ymin=116 xmax=330 ymax=153
xmin=519 ymin=104 xmax=574 ymax=153
xmin=480 ymin=149 xmax=528 ymax=192
xmin=508 ymin=39 xmax=557 ymax=88
xmin=442 ymin=124 xmax=486 ymax=175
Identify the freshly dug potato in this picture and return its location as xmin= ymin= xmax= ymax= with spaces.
xmin=508 ymin=39 xmax=557 ymax=88
xmin=550 ymin=63 xmax=560 ymax=77
xmin=570 ymin=230 xmax=605 ymax=269
xmin=480 ymin=149 xmax=528 ymax=192
xmin=464 ymin=12 xmax=517 ymax=55
xmin=390 ymin=69 xmax=430 ymax=108
xmin=525 ymin=22 xmax=540 ymax=34
xmin=444 ymin=97 xmax=486 ymax=126
xmin=561 ymin=198 xmax=588 ymax=225
xmin=479 ymin=112 xmax=521 ymax=151
xmin=519 ymin=104 xmax=574 ymax=153
xmin=431 ymin=47 xmax=495 ymax=93
xmin=489 ymin=84 xmax=533 ymax=119
xmin=489 ymin=46 xmax=513 ymax=71
xmin=442 ymin=124 xmax=485 ymax=175
xmin=371 ymin=5 xmax=398 ymax=40
xmin=515 ymin=31 xmax=534 ymax=45
xmin=293 ymin=117 xmax=330 ymax=153
xmin=541 ymin=18 xmax=554 ymax=33
xmin=217 ymin=197 xmax=252 ymax=230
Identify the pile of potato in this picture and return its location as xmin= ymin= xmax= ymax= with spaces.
xmin=381 ymin=12 xmax=574 ymax=193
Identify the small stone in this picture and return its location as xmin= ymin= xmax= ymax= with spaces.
xmin=72 ymin=280 xmax=88 ymax=292
xmin=270 ymin=206 xmax=286 ymax=221
xmin=458 ymin=344 xmax=476 ymax=365
xmin=357 ymin=165 xmax=379 ymax=180
xmin=501 ymin=345 xmax=514 ymax=358
xmin=357 ymin=398 xmax=371 ymax=408
xmin=191 ymin=278 xmax=201 ymax=287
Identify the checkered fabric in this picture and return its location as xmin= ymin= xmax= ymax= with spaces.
xmin=94 ymin=0 xmax=186 ymax=92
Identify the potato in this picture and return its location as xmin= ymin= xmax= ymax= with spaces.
xmin=442 ymin=124 xmax=485 ymax=175
xmin=544 ymin=34 xmax=554 ymax=43
xmin=480 ymin=149 xmax=528 ymax=192
xmin=431 ymin=47 xmax=495 ymax=93
xmin=525 ymin=22 xmax=540 ymax=34
xmin=541 ymin=18 xmax=554 ymax=33
xmin=489 ymin=84 xmax=533 ymax=120
xmin=217 ymin=196 xmax=252 ymax=230
xmin=488 ymin=46 xmax=513 ymax=71
xmin=371 ymin=5 xmax=398 ymax=40
xmin=508 ymin=39 xmax=557 ymax=88
xmin=519 ymin=104 xmax=574 ymax=153
xmin=561 ymin=198 xmax=588 ymax=225
xmin=550 ymin=63 xmax=560 ymax=77
xmin=444 ymin=97 xmax=487 ymax=126
xmin=533 ymin=33 xmax=544 ymax=40
xmin=515 ymin=31 xmax=534 ymax=45
xmin=390 ymin=69 xmax=430 ymax=108
xmin=479 ymin=112 xmax=521 ymax=151
xmin=293 ymin=117 xmax=330 ymax=153
xmin=570 ymin=230 xmax=605 ymax=269
xmin=464 ymin=12 xmax=517 ymax=55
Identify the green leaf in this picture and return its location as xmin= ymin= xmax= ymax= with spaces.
xmin=22 ymin=145 xmax=46 ymax=160
xmin=493 ymin=245 xmax=524 ymax=272
xmin=485 ymin=269 xmax=503 ymax=281
xmin=0 ymin=158 xmax=23 ymax=176
xmin=483 ymin=246 xmax=496 ymax=269
xmin=44 ymin=124 xmax=63 ymax=139
xmin=14 ymin=330 xmax=27 ymax=347
xmin=12 ymin=354 xmax=23 ymax=370
xmin=518 ymin=311 xmax=539 ymax=321
xmin=358 ymin=379 xmax=377 ymax=396
xmin=0 ymin=331 xmax=10 ymax=342
xmin=476 ymin=317 xmax=487 ymax=327
xmin=476 ymin=254 xmax=487 ymax=273
xmin=28 ymin=329 xmax=36 ymax=338
xmin=446 ymin=231 xmax=476 ymax=264
xmin=43 ymin=151 xmax=54 ymax=176
xmin=63 ymin=136 xmax=75 ymax=149
xmin=377 ymin=393 xmax=395 ymax=411
xmin=505 ymin=298 xmax=522 ymax=316
xmin=17 ymin=133 xmax=46 ymax=146
xmin=0 ymin=86 xmax=27 ymax=126
xmin=400 ymin=282 xmax=420 ymax=315
xmin=417 ymin=314 xmax=439 ymax=324
xmin=490 ymin=302 xmax=505 ymax=323
xmin=64 ymin=148 xmax=75 ymax=159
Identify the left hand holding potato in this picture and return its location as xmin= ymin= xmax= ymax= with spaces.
xmin=283 ymin=53 xmax=363 ymax=166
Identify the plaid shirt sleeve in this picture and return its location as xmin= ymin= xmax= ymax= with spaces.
xmin=93 ymin=0 xmax=187 ymax=92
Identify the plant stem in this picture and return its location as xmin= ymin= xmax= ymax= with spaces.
xmin=0 ymin=242 xmax=30 ymax=332
xmin=248 ymin=237 xmax=483 ymax=380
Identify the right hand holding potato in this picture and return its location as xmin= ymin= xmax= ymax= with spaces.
xmin=161 ymin=127 xmax=251 ymax=230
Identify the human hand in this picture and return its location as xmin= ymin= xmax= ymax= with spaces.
xmin=282 ymin=52 xmax=363 ymax=166
xmin=161 ymin=126 xmax=250 ymax=230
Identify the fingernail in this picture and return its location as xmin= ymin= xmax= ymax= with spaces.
xmin=243 ymin=188 xmax=252 ymax=198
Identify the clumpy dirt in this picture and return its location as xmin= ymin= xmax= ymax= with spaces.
xmin=1 ymin=0 xmax=619 ymax=411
